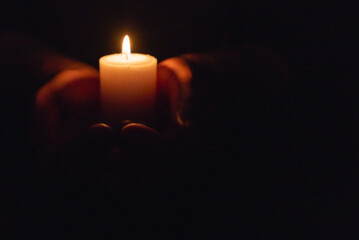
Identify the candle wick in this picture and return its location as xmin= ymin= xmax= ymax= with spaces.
xmin=125 ymin=53 xmax=128 ymax=61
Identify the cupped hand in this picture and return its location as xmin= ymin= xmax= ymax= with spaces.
xmin=35 ymin=66 xmax=100 ymax=161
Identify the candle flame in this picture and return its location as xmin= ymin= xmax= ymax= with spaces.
xmin=122 ymin=35 xmax=131 ymax=60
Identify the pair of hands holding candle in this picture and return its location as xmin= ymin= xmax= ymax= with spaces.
xmin=35 ymin=51 xmax=196 ymax=186
xmin=35 ymin=57 xmax=193 ymax=145
xmin=31 ymin=35 xmax=287 ymax=187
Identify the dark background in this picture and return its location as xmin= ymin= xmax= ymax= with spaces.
xmin=1 ymin=0 xmax=359 ymax=239
xmin=2 ymin=0 xmax=354 ymax=65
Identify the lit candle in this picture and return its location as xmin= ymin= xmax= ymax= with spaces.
xmin=99 ymin=35 xmax=157 ymax=125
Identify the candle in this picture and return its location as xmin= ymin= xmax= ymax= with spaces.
xmin=99 ymin=35 xmax=157 ymax=125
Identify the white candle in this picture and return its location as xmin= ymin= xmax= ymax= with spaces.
xmin=99 ymin=35 xmax=157 ymax=125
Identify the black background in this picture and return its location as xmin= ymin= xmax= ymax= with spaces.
xmin=1 ymin=0 xmax=359 ymax=239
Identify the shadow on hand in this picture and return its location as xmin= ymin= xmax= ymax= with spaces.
xmin=50 ymin=122 xmax=173 ymax=192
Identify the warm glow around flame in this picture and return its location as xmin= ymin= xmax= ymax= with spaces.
xmin=122 ymin=35 xmax=131 ymax=57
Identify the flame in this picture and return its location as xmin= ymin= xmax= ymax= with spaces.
xmin=122 ymin=35 xmax=131 ymax=59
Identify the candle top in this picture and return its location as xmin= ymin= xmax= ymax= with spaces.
xmin=100 ymin=53 xmax=157 ymax=67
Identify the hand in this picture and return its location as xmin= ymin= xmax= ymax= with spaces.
xmin=34 ymin=65 xmax=100 ymax=163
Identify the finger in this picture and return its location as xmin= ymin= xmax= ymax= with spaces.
xmin=157 ymin=58 xmax=192 ymax=127
xmin=35 ymin=68 xmax=100 ymax=147
xmin=86 ymin=123 xmax=115 ymax=148
xmin=36 ymin=68 xmax=99 ymax=109
xmin=120 ymin=123 xmax=164 ymax=155
xmin=157 ymin=58 xmax=192 ymax=109
xmin=36 ymin=68 xmax=99 ymax=124
xmin=158 ymin=57 xmax=192 ymax=85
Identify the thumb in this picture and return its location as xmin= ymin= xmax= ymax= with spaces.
xmin=121 ymin=123 xmax=164 ymax=155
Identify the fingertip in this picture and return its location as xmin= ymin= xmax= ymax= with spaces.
xmin=35 ymin=84 xmax=54 ymax=111
xmin=158 ymin=57 xmax=192 ymax=84
xmin=121 ymin=123 xmax=163 ymax=153
xmin=121 ymin=123 xmax=160 ymax=139
xmin=87 ymin=123 xmax=114 ymax=147
xmin=89 ymin=122 xmax=113 ymax=132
